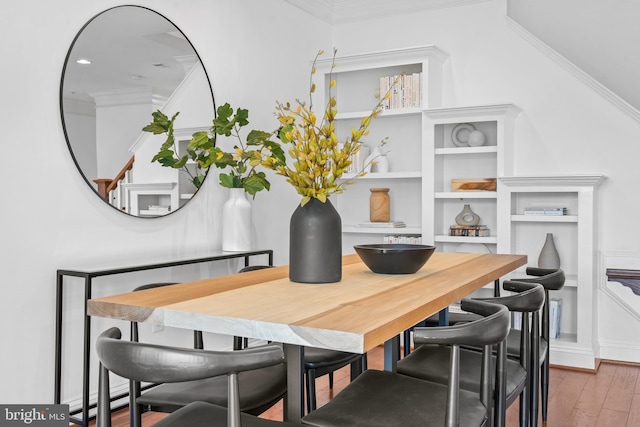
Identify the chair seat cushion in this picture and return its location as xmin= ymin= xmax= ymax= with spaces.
xmin=397 ymin=344 xmax=526 ymax=405
xmin=301 ymin=370 xmax=488 ymax=427
xmin=137 ymin=363 xmax=286 ymax=415
xmin=303 ymin=347 xmax=362 ymax=371
xmin=154 ymin=401 xmax=299 ymax=427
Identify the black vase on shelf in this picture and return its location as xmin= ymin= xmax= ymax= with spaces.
xmin=289 ymin=198 xmax=342 ymax=283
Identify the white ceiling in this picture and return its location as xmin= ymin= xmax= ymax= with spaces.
xmin=62 ymin=6 xmax=197 ymax=109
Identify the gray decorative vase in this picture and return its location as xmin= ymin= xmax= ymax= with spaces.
xmin=289 ymin=198 xmax=342 ymax=283
xmin=538 ymin=233 xmax=560 ymax=269
xmin=455 ymin=204 xmax=480 ymax=226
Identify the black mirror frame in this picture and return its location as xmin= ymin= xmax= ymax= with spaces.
xmin=59 ymin=5 xmax=215 ymax=218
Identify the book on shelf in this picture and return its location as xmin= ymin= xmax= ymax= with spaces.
xmin=357 ymin=221 xmax=406 ymax=228
xmin=550 ymin=298 xmax=562 ymax=339
xmin=523 ymin=207 xmax=568 ymax=216
xmin=511 ymin=312 xmax=522 ymax=330
xmin=449 ymin=225 xmax=491 ymax=237
xmin=383 ymin=234 xmax=422 ymax=244
xmin=380 ymin=72 xmax=422 ymax=110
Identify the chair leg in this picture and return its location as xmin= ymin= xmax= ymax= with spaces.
xmin=306 ymin=369 xmax=317 ymax=413
xmin=403 ymin=328 xmax=412 ymax=356
xmin=541 ymin=357 xmax=549 ymax=421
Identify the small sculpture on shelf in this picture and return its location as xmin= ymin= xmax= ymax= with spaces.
xmin=363 ymin=138 xmax=390 ymax=173
xmin=455 ymin=204 xmax=480 ymax=226
xmin=450 ymin=204 xmax=489 ymax=237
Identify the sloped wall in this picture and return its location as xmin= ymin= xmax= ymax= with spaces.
xmin=332 ymin=0 xmax=640 ymax=363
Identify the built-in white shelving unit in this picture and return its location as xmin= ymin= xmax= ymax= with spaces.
xmin=314 ymin=45 xmax=606 ymax=369
xmin=314 ymin=46 xmax=448 ymax=253
xmin=499 ymin=174 xmax=606 ymax=369
xmin=422 ymin=104 xmax=521 ymax=254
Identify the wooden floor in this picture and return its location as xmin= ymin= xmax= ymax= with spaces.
xmin=101 ymin=346 xmax=640 ymax=426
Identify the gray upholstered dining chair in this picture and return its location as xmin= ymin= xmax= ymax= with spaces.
xmin=301 ymin=299 xmax=511 ymax=427
xmin=396 ymin=281 xmax=545 ymax=427
xmin=128 ymin=282 xmax=287 ymax=427
xmin=96 ymin=327 xmax=299 ymax=427
xmin=238 ymin=265 xmax=367 ymax=413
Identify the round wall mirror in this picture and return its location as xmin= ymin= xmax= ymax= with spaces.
xmin=60 ymin=5 xmax=215 ymax=217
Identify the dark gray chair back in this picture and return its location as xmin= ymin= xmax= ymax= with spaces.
xmin=96 ymin=327 xmax=285 ymax=427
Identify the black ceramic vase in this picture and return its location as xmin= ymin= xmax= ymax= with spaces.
xmin=289 ymin=198 xmax=342 ymax=283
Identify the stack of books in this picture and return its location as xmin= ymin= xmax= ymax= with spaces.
xmin=523 ymin=207 xmax=568 ymax=216
xmin=550 ymin=298 xmax=562 ymax=339
xmin=512 ymin=299 xmax=562 ymax=338
xmin=449 ymin=225 xmax=490 ymax=237
xmin=379 ymin=73 xmax=422 ymax=110
xmin=383 ymin=235 xmax=422 ymax=244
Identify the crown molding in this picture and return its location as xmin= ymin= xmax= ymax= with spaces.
xmin=505 ymin=16 xmax=640 ymax=124
xmin=284 ymin=0 xmax=490 ymax=24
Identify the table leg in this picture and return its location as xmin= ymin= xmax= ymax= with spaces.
xmin=283 ymin=344 xmax=304 ymax=422
xmin=383 ymin=335 xmax=400 ymax=372
xmin=81 ymin=277 xmax=92 ymax=427
xmin=438 ymin=307 xmax=449 ymax=326
xmin=54 ymin=272 xmax=64 ymax=404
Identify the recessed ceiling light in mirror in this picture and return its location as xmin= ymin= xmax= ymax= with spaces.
xmin=76 ymin=58 xmax=92 ymax=65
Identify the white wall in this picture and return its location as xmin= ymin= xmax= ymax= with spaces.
xmin=0 ymin=0 xmax=329 ymax=406
xmin=332 ymin=0 xmax=640 ymax=363
xmin=3 ymin=0 xmax=640 ymax=409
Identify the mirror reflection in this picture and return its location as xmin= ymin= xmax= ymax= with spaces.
xmin=60 ymin=5 xmax=215 ymax=217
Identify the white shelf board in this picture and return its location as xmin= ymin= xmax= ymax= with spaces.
xmin=435 ymin=191 xmax=497 ymax=199
xmin=511 ymin=214 xmax=578 ymax=223
xmin=343 ymin=225 xmax=422 ymax=234
xmin=435 ymin=235 xmax=497 ymax=244
xmin=340 ymin=171 xmax=421 ymax=180
xmin=336 ymin=108 xmax=422 ymax=120
xmin=435 ymin=146 xmax=497 ymax=155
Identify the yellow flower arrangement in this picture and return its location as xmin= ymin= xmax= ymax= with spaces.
xmin=261 ymin=49 xmax=397 ymax=206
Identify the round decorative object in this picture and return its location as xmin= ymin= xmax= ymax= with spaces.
xmin=370 ymin=188 xmax=390 ymax=222
xmin=451 ymin=123 xmax=476 ymax=147
xmin=289 ymin=198 xmax=342 ymax=283
xmin=222 ymin=188 xmax=252 ymax=251
xmin=455 ymin=204 xmax=480 ymax=226
xmin=467 ymin=130 xmax=486 ymax=147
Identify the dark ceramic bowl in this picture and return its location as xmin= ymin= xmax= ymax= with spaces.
xmin=354 ymin=244 xmax=436 ymax=274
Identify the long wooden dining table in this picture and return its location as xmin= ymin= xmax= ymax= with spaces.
xmin=88 ymin=251 xmax=526 ymax=422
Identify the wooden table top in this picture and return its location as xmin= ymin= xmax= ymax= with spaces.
xmin=88 ymin=252 xmax=526 ymax=354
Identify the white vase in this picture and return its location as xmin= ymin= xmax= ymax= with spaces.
xmin=222 ymin=188 xmax=252 ymax=251
xmin=363 ymin=148 xmax=389 ymax=173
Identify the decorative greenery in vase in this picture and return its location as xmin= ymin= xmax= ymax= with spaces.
xmin=142 ymin=103 xmax=284 ymax=197
xmin=261 ymin=48 xmax=397 ymax=206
